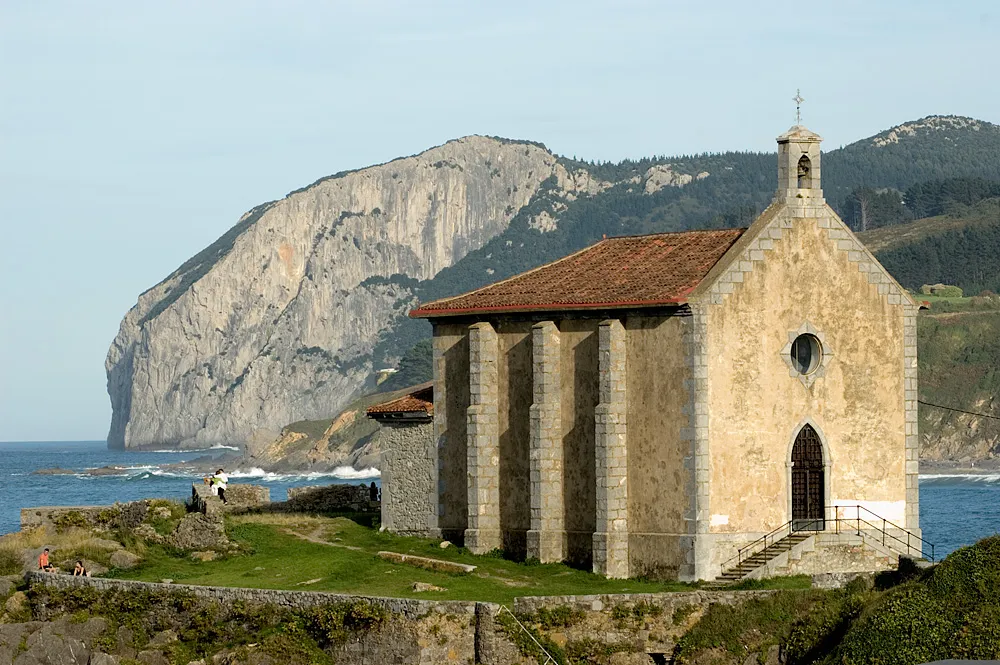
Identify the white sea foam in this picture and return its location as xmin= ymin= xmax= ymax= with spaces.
xmin=144 ymin=444 xmax=241 ymax=454
xmin=88 ymin=465 xmax=383 ymax=483
xmin=919 ymin=473 xmax=1000 ymax=482
xmin=227 ymin=466 xmax=381 ymax=482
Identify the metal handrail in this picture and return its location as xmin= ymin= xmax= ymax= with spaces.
xmin=830 ymin=504 xmax=935 ymax=562
xmin=720 ymin=504 xmax=934 ymax=574
xmin=721 ymin=520 xmax=795 ymax=570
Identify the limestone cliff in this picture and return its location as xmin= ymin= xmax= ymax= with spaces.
xmin=107 ymin=137 xmax=564 ymax=449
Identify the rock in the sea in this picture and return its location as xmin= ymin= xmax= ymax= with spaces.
xmin=105 ymin=137 xmax=574 ymax=450
xmin=86 ymin=466 xmax=129 ymax=476
xmin=31 ymin=468 xmax=76 ymax=475
xmin=109 ymin=550 xmax=141 ymax=570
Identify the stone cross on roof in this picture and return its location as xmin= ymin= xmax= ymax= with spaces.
xmin=793 ymin=89 xmax=805 ymax=125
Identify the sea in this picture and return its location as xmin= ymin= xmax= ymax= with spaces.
xmin=0 ymin=442 xmax=997 ymax=561
xmin=0 ymin=440 xmax=379 ymax=536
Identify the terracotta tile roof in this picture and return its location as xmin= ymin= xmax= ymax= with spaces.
xmin=366 ymin=383 xmax=433 ymax=418
xmin=411 ymin=229 xmax=745 ymax=317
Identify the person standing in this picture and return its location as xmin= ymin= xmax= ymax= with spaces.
xmin=212 ymin=468 xmax=229 ymax=504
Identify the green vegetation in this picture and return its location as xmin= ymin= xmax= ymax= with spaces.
xmin=874 ymin=199 xmax=1000 ymax=295
xmin=673 ymin=538 xmax=1000 ymax=664
xmin=29 ymin=583 xmax=387 ymax=664
xmin=377 ymin=338 xmax=433 ymax=392
xmin=834 ymin=536 xmax=1000 ymax=663
xmin=609 ymin=600 xmax=663 ymax=629
xmin=675 ymin=581 xmax=873 ymax=664
xmin=111 ymin=514 xmax=712 ymax=604
xmin=496 ymin=609 xmax=567 ymax=665
xmin=917 ymin=309 xmax=1000 ymax=451
xmin=0 ymin=548 xmax=20 ymax=575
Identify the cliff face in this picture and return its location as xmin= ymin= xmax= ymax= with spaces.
xmin=107 ymin=137 xmax=562 ymax=449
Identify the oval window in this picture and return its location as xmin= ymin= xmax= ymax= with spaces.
xmin=790 ymin=334 xmax=822 ymax=375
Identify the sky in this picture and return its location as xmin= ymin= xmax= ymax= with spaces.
xmin=0 ymin=1 xmax=997 ymax=442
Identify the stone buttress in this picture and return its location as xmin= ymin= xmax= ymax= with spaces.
xmin=527 ymin=321 xmax=566 ymax=562
xmin=593 ymin=319 xmax=629 ymax=578
xmin=465 ymin=322 xmax=502 ymax=553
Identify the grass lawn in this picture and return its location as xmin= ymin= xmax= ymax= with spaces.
xmin=108 ymin=514 xmax=809 ymax=604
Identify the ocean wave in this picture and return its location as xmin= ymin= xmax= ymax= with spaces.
xmin=920 ymin=473 xmax=1000 ymax=483
xmin=62 ymin=464 xmax=381 ymax=483
xmin=226 ymin=466 xmax=381 ymax=482
xmin=142 ymin=444 xmax=241 ymax=454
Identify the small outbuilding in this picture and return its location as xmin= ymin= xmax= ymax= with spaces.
xmin=366 ymin=383 xmax=436 ymax=536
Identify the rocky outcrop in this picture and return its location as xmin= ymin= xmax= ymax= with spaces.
xmin=107 ymin=137 xmax=565 ymax=449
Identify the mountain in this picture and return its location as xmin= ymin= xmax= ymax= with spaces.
xmin=106 ymin=116 xmax=1000 ymax=449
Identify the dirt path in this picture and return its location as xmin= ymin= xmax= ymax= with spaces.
xmin=284 ymin=526 xmax=364 ymax=551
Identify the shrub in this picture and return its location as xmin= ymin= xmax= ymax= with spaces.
xmin=522 ymin=605 xmax=585 ymax=629
xmin=0 ymin=547 xmax=21 ymax=575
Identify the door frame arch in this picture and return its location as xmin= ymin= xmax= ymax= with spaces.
xmin=785 ymin=419 xmax=832 ymax=529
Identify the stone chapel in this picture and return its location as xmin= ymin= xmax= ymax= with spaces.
xmin=373 ymin=123 xmax=924 ymax=582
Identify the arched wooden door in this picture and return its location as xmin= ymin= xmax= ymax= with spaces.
xmin=791 ymin=425 xmax=825 ymax=530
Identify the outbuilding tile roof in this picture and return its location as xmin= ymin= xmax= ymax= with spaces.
xmin=410 ymin=229 xmax=745 ymax=317
xmin=366 ymin=383 xmax=434 ymax=417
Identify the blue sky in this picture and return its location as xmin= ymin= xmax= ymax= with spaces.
xmin=0 ymin=1 xmax=997 ymax=442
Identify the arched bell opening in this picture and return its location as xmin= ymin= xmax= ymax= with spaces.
xmin=791 ymin=424 xmax=825 ymax=530
xmin=797 ymin=155 xmax=813 ymax=189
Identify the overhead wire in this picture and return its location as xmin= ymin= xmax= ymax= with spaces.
xmin=918 ymin=399 xmax=1000 ymax=421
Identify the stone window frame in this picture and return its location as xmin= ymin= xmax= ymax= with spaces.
xmin=781 ymin=321 xmax=832 ymax=388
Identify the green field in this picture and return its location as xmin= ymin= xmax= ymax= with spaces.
xmin=109 ymin=514 xmax=808 ymax=604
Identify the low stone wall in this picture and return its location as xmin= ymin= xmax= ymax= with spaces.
xmin=25 ymin=573 xmax=491 ymax=665
xmin=25 ymin=572 xmax=477 ymax=620
xmin=512 ymin=589 xmax=775 ymax=614
xmin=190 ymin=484 xmax=269 ymax=516
xmin=284 ymin=484 xmax=380 ymax=513
xmin=23 ymin=573 xmax=784 ymax=664
xmin=20 ymin=502 xmax=149 ymax=531
xmin=223 ymin=484 xmax=270 ymax=508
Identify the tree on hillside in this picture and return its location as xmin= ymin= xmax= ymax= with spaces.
xmin=842 ymin=187 xmax=907 ymax=231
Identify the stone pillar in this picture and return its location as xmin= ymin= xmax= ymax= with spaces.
xmin=465 ymin=322 xmax=502 ymax=554
xmin=903 ymin=304 xmax=920 ymax=532
xmin=593 ymin=319 xmax=629 ymax=578
xmin=527 ymin=321 xmax=565 ymax=562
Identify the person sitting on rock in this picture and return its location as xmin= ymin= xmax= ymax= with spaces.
xmin=38 ymin=548 xmax=54 ymax=572
xmin=73 ymin=560 xmax=89 ymax=577
xmin=212 ymin=468 xmax=229 ymax=504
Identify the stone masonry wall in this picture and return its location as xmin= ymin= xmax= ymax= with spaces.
xmin=379 ymin=421 xmax=435 ymax=535
xmin=25 ymin=573 xmax=779 ymax=664
xmin=21 ymin=502 xmax=149 ymax=532
xmin=284 ymin=484 xmax=379 ymax=513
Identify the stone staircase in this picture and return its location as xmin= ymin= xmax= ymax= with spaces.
xmin=707 ymin=533 xmax=815 ymax=587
